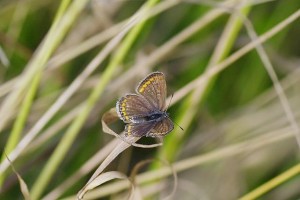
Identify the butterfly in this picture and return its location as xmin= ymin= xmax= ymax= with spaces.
xmin=116 ymin=72 xmax=174 ymax=137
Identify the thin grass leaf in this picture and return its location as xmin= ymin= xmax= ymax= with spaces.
xmin=31 ymin=1 xmax=163 ymax=199
xmin=0 ymin=0 xmax=178 ymax=175
xmin=130 ymin=159 xmax=178 ymax=200
xmin=171 ymin=8 xmax=300 ymax=105
xmin=0 ymin=0 xmax=72 ymax=187
xmin=239 ymin=163 xmax=300 ymax=200
xmin=41 ymin=7 xmax=300 ymax=199
xmin=1 ymin=1 xmax=300 ymax=199
xmin=77 ymin=171 xmax=133 ymax=200
xmin=5 ymin=154 xmax=30 ymax=200
xmin=0 ymin=0 xmax=89 ymax=134
xmin=69 ymin=126 xmax=295 ymax=199
xmin=156 ymin=0 xmax=251 ymax=165
xmin=241 ymin=14 xmax=300 ymax=148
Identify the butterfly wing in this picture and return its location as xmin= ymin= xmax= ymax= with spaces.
xmin=125 ymin=122 xmax=155 ymax=137
xmin=146 ymin=117 xmax=174 ymax=137
xmin=136 ymin=72 xmax=167 ymax=111
xmin=116 ymin=94 xmax=155 ymax=123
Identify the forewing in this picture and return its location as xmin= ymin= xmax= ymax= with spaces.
xmin=125 ymin=122 xmax=155 ymax=137
xmin=147 ymin=117 xmax=174 ymax=137
xmin=136 ymin=72 xmax=167 ymax=111
xmin=116 ymin=94 xmax=155 ymax=123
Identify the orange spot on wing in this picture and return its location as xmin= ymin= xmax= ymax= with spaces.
xmin=127 ymin=125 xmax=132 ymax=135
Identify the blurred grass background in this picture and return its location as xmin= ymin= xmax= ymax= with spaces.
xmin=0 ymin=0 xmax=300 ymax=199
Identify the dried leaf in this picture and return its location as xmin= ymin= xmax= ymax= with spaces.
xmin=5 ymin=154 xmax=30 ymax=200
xmin=101 ymin=108 xmax=162 ymax=148
xmin=130 ymin=158 xmax=178 ymax=200
xmin=77 ymin=171 xmax=134 ymax=199
xmin=78 ymin=107 xmax=163 ymax=198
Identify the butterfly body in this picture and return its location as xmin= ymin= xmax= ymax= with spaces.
xmin=144 ymin=111 xmax=167 ymax=122
xmin=116 ymin=72 xmax=174 ymax=138
xmin=129 ymin=111 xmax=169 ymax=125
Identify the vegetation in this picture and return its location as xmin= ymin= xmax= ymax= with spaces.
xmin=0 ymin=0 xmax=300 ymax=199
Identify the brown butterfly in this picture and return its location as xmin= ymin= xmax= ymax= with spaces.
xmin=116 ymin=72 xmax=174 ymax=137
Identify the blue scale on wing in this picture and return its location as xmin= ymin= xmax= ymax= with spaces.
xmin=144 ymin=112 xmax=164 ymax=121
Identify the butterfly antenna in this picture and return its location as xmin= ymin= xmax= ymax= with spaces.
xmin=174 ymin=121 xmax=184 ymax=131
xmin=167 ymin=94 xmax=184 ymax=131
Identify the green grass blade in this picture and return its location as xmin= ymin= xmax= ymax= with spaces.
xmin=0 ymin=0 xmax=71 ymax=187
xmin=30 ymin=1 xmax=160 ymax=199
